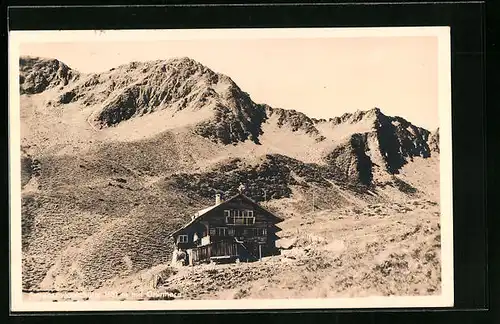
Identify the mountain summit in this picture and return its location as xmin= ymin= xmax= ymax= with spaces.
xmin=19 ymin=56 xmax=269 ymax=145
xmin=19 ymin=56 xmax=80 ymax=94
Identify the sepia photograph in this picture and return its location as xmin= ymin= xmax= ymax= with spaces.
xmin=9 ymin=27 xmax=453 ymax=311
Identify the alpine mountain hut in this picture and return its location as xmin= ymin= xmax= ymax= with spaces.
xmin=170 ymin=192 xmax=284 ymax=266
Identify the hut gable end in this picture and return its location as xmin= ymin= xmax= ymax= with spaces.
xmin=170 ymin=193 xmax=283 ymax=265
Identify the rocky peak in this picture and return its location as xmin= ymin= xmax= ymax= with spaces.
xmin=19 ymin=56 xmax=80 ymax=94
xmin=321 ymin=107 xmax=434 ymax=185
xmin=375 ymin=112 xmax=431 ymax=172
xmin=324 ymin=133 xmax=374 ymax=186
xmin=428 ymin=128 xmax=440 ymax=153
xmin=19 ymin=55 xmax=271 ymax=145
xmin=265 ymin=106 xmax=323 ymax=140
xmin=328 ymin=107 xmax=381 ymax=125
xmin=192 ymin=95 xmax=267 ymax=145
xmin=47 ymin=57 xmax=235 ymax=126
xmin=166 ymin=56 xmax=205 ymax=70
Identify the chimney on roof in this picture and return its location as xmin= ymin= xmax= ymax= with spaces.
xmin=215 ymin=193 xmax=221 ymax=205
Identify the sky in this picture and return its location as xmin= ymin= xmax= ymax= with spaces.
xmin=19 ymin=34 xmax=440 ymax=130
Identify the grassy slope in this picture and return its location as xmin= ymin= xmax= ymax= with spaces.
xmin=21 ymin=145 xmax=214 ymax=290
xmin=24 ymin=186 xmax=441 ymax=300
xmin=20 ymin=92 xmax=219 ymax=290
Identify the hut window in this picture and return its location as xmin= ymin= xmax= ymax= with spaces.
xmin=256 ymin=228 xmax=267 ymax=236
xmin=225 ymin=210 xmax=255 ymax=225
xmin=243 ymin=228 xmax=267 ymax=236
xmin=216 ymin=227 xmax=228 ymax=236
xmin=178 ymin=235 xmax=188 ymax=243
xmin=243 ymin=214 xmax=255 ymax=225
xmin=242 ymin=210 xmax=254 ymax=217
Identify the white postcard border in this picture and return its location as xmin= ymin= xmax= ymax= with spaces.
xmin=9 ymin=26 xmax=453 ymax=312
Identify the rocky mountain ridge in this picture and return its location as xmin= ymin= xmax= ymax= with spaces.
xmin=19 ymin=55 xmax=439 ymax=175
xmin=19 ymin=56 xmax=81 ymax=95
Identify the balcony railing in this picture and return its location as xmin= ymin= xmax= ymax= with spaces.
xmin=191 ymin=241 xmax=239 ymax=264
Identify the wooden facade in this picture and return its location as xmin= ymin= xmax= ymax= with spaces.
xmin=171 ymin=193 xmax=283 ymax=265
